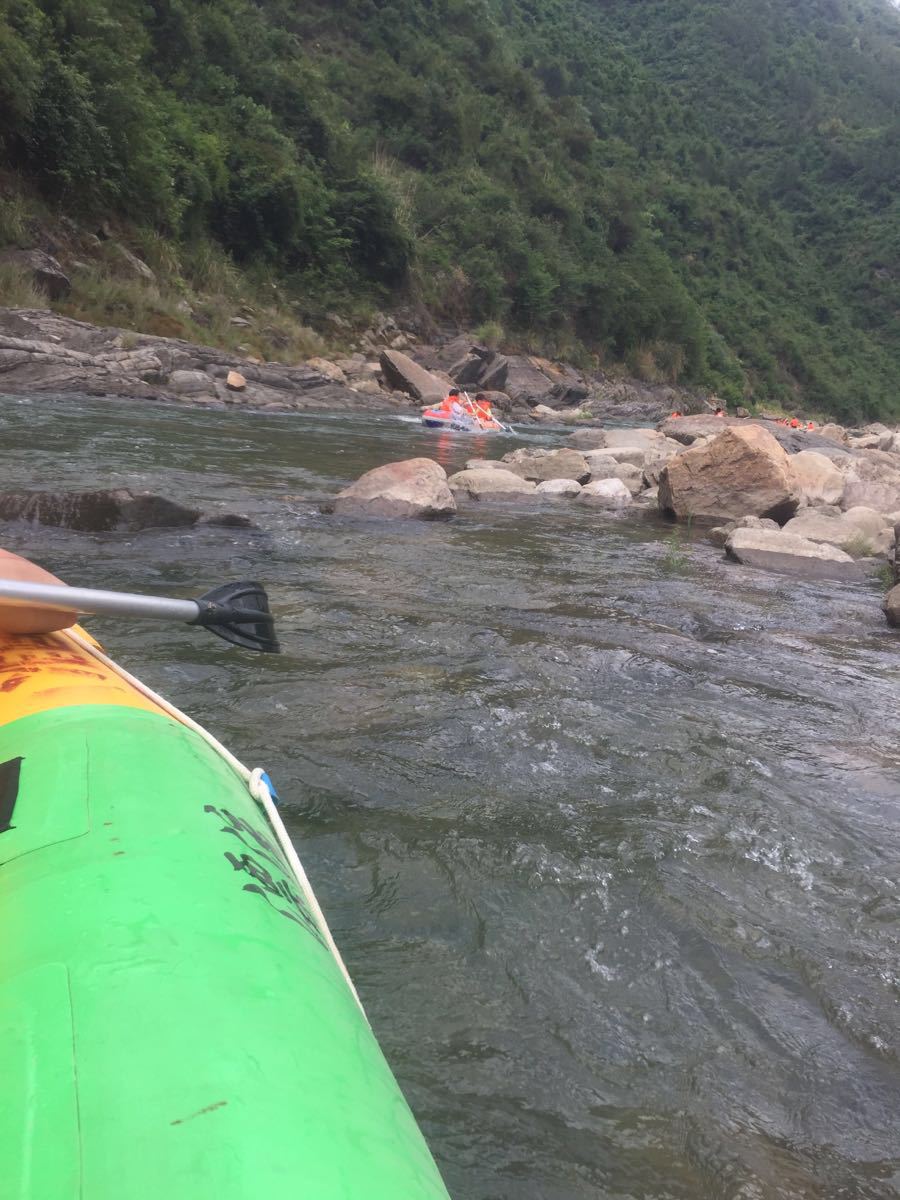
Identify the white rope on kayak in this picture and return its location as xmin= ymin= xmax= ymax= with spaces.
xmin=62 ymin=627 xmax=368 ymax=1020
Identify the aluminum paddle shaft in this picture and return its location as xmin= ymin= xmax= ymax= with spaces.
xmin=0 ymin=578 xmax=279 ymax=653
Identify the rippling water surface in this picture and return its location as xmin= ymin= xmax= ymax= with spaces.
xmin=4 ymin=394 xmax=899 ymax=1199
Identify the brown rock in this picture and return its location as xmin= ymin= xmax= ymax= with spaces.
xmin=330 ymin=458 xmax=455 ymax=519
xmin=883 ymin=583 xmax=900 ymax=627
xmin=659 ymin=426 xmax=800 ymax=523
xmin=499 ymin=448 xmax=590 ymax=483
xmin=226 ymin=370 xmax=247 ymax=391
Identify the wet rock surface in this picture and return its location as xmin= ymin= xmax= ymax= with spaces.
xmin=0 ymin=488 xmax=202 ymax=531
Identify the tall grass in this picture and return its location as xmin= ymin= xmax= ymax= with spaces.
xmin=0 ymin=263 xmax=44 ymax=308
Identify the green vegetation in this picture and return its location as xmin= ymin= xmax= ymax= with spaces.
xmin=1 ymin=0 xmax=899 ymax=417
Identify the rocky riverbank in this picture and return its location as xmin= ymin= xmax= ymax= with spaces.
xmin=0 ymin=305 xmax=702 ymax=424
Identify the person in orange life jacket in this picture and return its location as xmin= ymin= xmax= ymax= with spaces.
xmin=807 ymin=421 xmax=815 ymax=430
xmin=790 ymin=417 xmax=800 ymax=428
xmin=473 ymin=392 xmax=494 ymax=423
xmin=670 ymin=410 xmax=682 ymax=419
xmin=714 ymin=406 xmax=725 ymax=417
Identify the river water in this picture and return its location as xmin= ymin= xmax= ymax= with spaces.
xmin=3 ymin=394 xmax=899 ymax=1199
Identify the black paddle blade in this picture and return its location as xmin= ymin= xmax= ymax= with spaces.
xmin=191 ymin=581 xmax=280 ymax=653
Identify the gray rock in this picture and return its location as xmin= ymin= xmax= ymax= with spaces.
xmin=379 ymin=349 xmax=446 ymax=404
xmin=0 ymin=488 xmax=201 ymax=531
xmin=783 ymin=506 xmax=893 ymax=556
xmin=708 ymin=515 xmax=779 ymax=548
xmin=725 ymin=528 xmax=861 ymax=580
xmin=169 ymin=369 xmax=213 ymax=395
xmin=0 ymin=249 xmax=70 ymax=300
xmin=331 ymin=458 xmax=456 ymax=519
xmin=578 ymin=478 xmax=632 ymax=508
xmin=447 ymin=468 xmax=537 ymax=499
xmin=500 ymin=448 xmax=590 ymax=483
xmin=108 ymin=242 xmax=156 ymax=282
xmin=568 ymin=428 xmax=608 ymax=450
xmin=535 ymin=478 xmax=583 ymax=497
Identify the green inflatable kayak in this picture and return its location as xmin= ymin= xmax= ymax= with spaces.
xmin=0 ymin=618 xmax=450 ymax=1199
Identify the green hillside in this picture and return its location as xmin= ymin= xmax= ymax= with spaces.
xmin=1 ymin=0 xmax=899 ymax=419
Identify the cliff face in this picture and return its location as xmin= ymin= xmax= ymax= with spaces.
xmin=1 ymin=0 xmax=900 ymax=420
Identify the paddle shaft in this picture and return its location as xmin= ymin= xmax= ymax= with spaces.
xmin=0 ymin=579 xmax=200 ymax=622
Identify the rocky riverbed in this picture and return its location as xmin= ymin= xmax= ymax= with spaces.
xmin=328 ymin=415 xmax=900 ymax=627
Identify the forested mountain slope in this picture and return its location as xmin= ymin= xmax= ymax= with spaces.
xmin=1 ymin=0 xmax=899 ymax=419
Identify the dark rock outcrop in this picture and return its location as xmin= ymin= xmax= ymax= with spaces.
xmin=0 ymin=488 xmax=201 ymax=531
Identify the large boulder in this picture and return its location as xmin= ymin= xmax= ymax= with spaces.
xmin=578 ymin=478 xmax=632 ymax=508
xmin=0 ymin=249 xmax=71 ymax=300
xmin=379 ymin=350 xmax=446 ymax=404
xmin=790 ymin=450 xmax=845 ymax=507
xmin=883 ymin=584 xmax=900 ymax=628
xmin=331 ymin=458 xmax=455 ymax=519
xmin=499 ymin=447 xmax=590 ymax=483
xmin=0 ymin=488 xmax=201 ymax=531
xmin=841 ymin=456 xmax=900 ymax=514
xmin=447 ymin=468 xmax=537 ymax=499
xmin=782 ymin=506 xmax=893 ymax=556
xmin=658 ymin=425 xmax=800 ymax=523
xmin=725 ymin=528 xmax=861 ymax=580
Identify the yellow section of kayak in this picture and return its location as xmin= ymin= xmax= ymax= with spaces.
xmin=0 ymin=627 xmax=163 ymax=726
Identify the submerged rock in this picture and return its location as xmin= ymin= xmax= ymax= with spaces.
xmin=659 ymin=426 xmax=799 ymax=523
xmin=330 ymin=458 xmax=456 ymax=519
xmin=0 ymin=488 xmax=201 ymax=531
xmin=725 ymin=528 xmax=861 ymax=579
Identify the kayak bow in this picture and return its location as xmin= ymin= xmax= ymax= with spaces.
xmin=0 ymin=622 xmax=450 ymax=1198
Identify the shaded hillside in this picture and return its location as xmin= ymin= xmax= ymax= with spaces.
xmin=1 ymin=0 xmax=899 ymax=419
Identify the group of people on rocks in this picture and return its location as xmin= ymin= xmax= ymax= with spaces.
xmin=668 ymin=406 xmax=816 ymax=430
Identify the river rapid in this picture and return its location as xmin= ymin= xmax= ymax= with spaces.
xmin=3 ymin=394 xmax=899 ymax=1199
